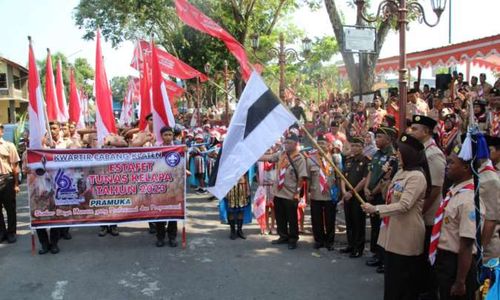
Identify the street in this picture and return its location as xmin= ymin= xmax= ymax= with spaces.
xmin=0 ymin=185 xmax=383 ymax=300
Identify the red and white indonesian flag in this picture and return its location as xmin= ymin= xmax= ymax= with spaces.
xmin=175 ymin=0 xmax=252 ymax=81
xmin=28 ymin=38 xmax=47 ymax=149
xmin=119 ymin=82 xmax=134 ymax=127
xmin=45 ymin=49 xmax=60 ymax=121
xmin=68 ymin=69 xmax=84 ymax=128
xmin=138 ymin=60 xmax=152 ymax=131
xmin=207 ymin=72 xmax=297 ymax=199
xmin=151 ymin=40 xmax=176 ymax=145
xmin=94 ymin=29 xmax=117 ymax=145
xmin=55 ymin=59 xmax=69 ymax=122
xmin=131 ymin=40 xmax=207 ymax=82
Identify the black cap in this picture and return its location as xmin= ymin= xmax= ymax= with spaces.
xmin=398 ymin=134 xmax=424 ymax=151
xmin=473 ymin=99 xmax=487 ymax=106
xmin=160 ymin=126 xmax=174 ymax=135
xmin=411 ymin=115 xmax=438 ymax=130
xmin=485 ymin=135 xmax=500 ymax=147
xmin=349 ymin=136 xmax=364 ymax=144
xmin=285 ymin=133 xmax=299 ymax=142
xmin=317 ymin=134 xmax=326 ymax=142
xmin=330 ymin=120 xmax=339 ymax=127
xmin=376 ymin=126 xmax=398 ymax=139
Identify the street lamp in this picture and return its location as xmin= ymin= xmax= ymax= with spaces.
xmin=354 ymin=0 xmax=446 ymax=132
xmin=204 ymin=60 xmax=235 ymax=124
xmin=251 ymin=32 xmax=312 ymax=104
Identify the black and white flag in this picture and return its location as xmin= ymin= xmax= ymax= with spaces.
xmin=207 ymin=72 xmax=297 ymax=199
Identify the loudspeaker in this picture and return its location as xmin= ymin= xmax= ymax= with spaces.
xmin=435 ymin=74 xmax=452 ymax=91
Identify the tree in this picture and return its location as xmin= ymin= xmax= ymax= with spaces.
xmin=323 ymin=0 xmax=392 ymax=95
xmin=110 ymin=76 xmax=129 ymax=102
xmin=73 ymin=58 xmax=94 ymax=97
xmin=73 ymin=0 xmax=323 ymax=97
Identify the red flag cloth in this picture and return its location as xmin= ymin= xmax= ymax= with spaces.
xmin=68 ymin=69 xmax=82 ymax=126
xmin=164 ymin=79 xmax=184 ymax=101
xmin=28 ymin=39 xmax=47 ymax=149
xmin=132 ymin=40 xmax=208 ymax=82
xmin=151 ymin=39 xmax=176 ymax=144
xmin=44 ymin=49 xmax=59 ymax=121
xmin=55 ymin=59 xmax=69 ymax=122
xmin=139 ymin=60 xmax=152 ymax=131
xmin=175 ymin=0 xmax=252 ymax=81
xmin=94 ymin=29 xmax=117 ymax=144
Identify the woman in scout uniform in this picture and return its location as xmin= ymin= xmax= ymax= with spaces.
xmin=362 ymin=134 xmax=431 ymax=300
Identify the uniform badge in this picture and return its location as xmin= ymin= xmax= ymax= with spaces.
xmin=444 ymin=217 xmax=449 ymax=224
xmin=415 ymin=116 xmax=421 ymax=122
xmin=401 ymin=136 xmax=407 ymax=142
xmin=380 ymin=156 xmax=387 ymax=162
xmin=468 ymin=211 xmax=476 ymax=221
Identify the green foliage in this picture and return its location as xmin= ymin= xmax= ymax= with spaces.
xmin=110 ymin=76 xmax=129 ymax=102
xmin=14 ymin=112 xmax=27 ymax=147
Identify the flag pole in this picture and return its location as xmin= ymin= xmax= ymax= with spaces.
xmin=245 ymin=55 xmax=365 ymax=204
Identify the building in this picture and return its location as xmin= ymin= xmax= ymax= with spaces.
xmin=0 ymin=56 xmax=28 ymax=124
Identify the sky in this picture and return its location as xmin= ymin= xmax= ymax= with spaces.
xmin=1 ymin=0 xmax=499 ymax=80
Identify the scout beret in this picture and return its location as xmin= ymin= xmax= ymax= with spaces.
xmin=398 ymin=134 xmax=424 ymax=151
xmin=330 ymin=120 xmax=340 ymax=127
xmin=376 ymin=126 xmax=398 ymax=139
xmin=484 ymin=135 xmax=500 ymax=147
xmin=348 ymin=136 xmax=364 ymax=144
xmin=411 ymin=115 xmax=437 ymax=130
xmin=285 ymin=133 xmax=300 ymax=142
xmin=317 ymin=134 xmax=326 ymax=142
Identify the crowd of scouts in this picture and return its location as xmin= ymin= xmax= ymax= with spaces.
xmin=0 ymin=71 xmax=499 ymax=300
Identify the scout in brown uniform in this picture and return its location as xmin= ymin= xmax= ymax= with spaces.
xmin=362 ymin=134 xmax=430 ymax=300
xmin=340 ymin=136 xmax=369 ymax=258
xmin=409 ymin=115 xmax=446 ymax=299
xmin=307 ymin=135 xmax=337 ymax=250
xmin=434 ymin=148 xmax=482 ymax=300
xmin=0 ymin=123 xmax=21 ymax=244
xmin=480 ymin=135 xmax=500 ymax=262
xmin=261 ymin=133 xmax=308 ymax=250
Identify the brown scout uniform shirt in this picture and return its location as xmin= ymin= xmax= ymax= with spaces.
xmin=377 ymin=170 xmax=427 ymax=256
xmin=438 ymin=179 xmax=483 ymax=254
xmin=307 ymin=153 xmax=335 ymax=201
xmin=479 ymin=161 xmax=500 ymax=261
xmin=423 ymin=139 xmax=446 ymax=226
xmin=0 ymin=138 xmax=20 ymax=174
xmin=270 ymin=151 xmax=308 ymax=200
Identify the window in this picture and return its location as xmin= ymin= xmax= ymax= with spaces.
xmin=0 ymin=73 xmax=6 ymax=89
xmin=13 ymin=75 xmax=20 ymax=89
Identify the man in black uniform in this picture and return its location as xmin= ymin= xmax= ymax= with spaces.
xmin=340 ymin=136 xmax=369 ymax=258
xmin=363 ymin=126 xmax=398 ymax=272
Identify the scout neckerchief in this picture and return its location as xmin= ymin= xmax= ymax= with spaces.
xmin=491 ymin=111 xmax=500 ymax=137
xmin=382 ymin=179 xmax=404 ymax=227
xmin=307 ymin=150 xmax=331 ymax=194
xmin=428 ymin=182 xmax=475 ymax=265
xmin=441 ymin=125 xmax=458 ymax=152
xmin=277 ymin=150 xmax=300 ymax=190
xmin=480 ymin=160 xmax=496 ymax=174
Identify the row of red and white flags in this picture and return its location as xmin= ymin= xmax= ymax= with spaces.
xmin=28 ymin=0 xmax=254 ymax=149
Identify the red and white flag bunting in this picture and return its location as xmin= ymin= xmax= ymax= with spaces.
xmin=68 ymin=69 xmax=84 ymax=128
xmin=138 ymin=61 xmax=152 ymax=131
xmin=28 ymin=38 xmax=47 ymax=149
xmin=94 ymin=29 xmax=117 ymax=145
xmin=151 ymin=39 xmax=176 ymax=144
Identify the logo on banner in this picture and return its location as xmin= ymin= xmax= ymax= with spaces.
xmin=165 ymin=152 xmax=181 ymax=167
xmin=55 ymin=169 xmax=84 ymax=205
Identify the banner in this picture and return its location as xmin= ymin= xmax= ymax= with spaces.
xmin=27 ymin=146 xmax=186 ymax=228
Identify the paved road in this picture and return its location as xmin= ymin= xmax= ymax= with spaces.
xmin=0 ymin=185 xmax=383 ymax=300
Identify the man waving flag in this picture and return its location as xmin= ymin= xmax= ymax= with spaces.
xmin=207 ymin=72 xmax=297 ymax=199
